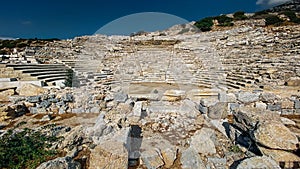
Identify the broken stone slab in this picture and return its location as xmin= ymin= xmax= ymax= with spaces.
xmin=208 ymin=102 xmax=228 ymax=119
xmin=141 ymin=149 xmax=164 ymax=169
xmin=237 ymin=91 xmax=260 ymax=103
xmin=36 ymin=156 xmax=81 ymax=169
xmin=260 ymin=92 xmax=279 ymax=103
xmin=140 ymin=136 xmax=177 ymax=169
xmin=180 ymin=147 xmax=206 ymax=169
xmin=218 ymin=92 xmax=237 ymax=102
xmin=233 ymin=107 xmax=281 ymax=132
xmin=236 ymin=156 xmax=280 ymax=169
xmin=258 ymin=146 xmax=300 ymax=167
xmin=254 ymin=121 xmax=298 ymax=150
xmin=16 ymin=83 xmax=47 ymax=97
xmin=162 ymin=89 xmax=186 ymax=101
xmin=207 ymin=157 xmax=227 ymax=169
xmin=89 ymin=141 xmax=128 ymax=169
xmin=190 ymin=127 xmax=216 ymax=155
xmin=127 ymin=101 xmax=143 ymax=123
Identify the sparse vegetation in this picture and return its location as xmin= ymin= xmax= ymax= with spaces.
xmin=265 ymin=15 xmax=283 ymax=26
xmin=282 ymin=11 xmax=300 ymax=23
xmin=214 ymin=15 xmax=234 ymax=27
xmin=229 ymin=145 xmax=242 ymax=153
xmin=0 ymin=123 xmax=62 ymax=169
xmin=252 ymin=11 xmax=269 ymax=19
xmin=194 ymin=17 xmax=214 ymax=32
xmin=233 ymin=11 xmax=248 ymax=20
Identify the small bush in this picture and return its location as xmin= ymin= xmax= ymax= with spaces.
xmin=265 ymin=15 xmax=283 ymax=26
xmin=214 ymin=15 xmax=234 ymax=27
xmin=194 ymin=17 xmax=214 ymax=32
xmin=252 ymin=11 xmax=269 ymax=19
xmin=0 ymin=125 xmax=61 ymax=169
xmin=282 ymin=11 xmax=300 ymax=23
xmin=229 ymin=145 xmax=242 ymax=153
xmin=233 ymin=11 xmax=248 ymax=20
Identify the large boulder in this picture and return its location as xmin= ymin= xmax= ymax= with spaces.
xmin=140 ymin=136 xmax=177 ymax=169
xmin=16 ymin=83 xmax=47 ymax=96
xmin=36 ymin=156 xmax=81 ymax=169
xmin=259 ymin=146 xmax=300 ymax=166
xmin=181 ymin=147 xmax=206 ymax=169
xmin=89 ymin=141 xmax=128 ymax=169
xmin=236 ymin=156 xmax=280 ymax=169
xmin=208 ymin=102 xmax=228 ymax=119
xmin=233 ymin=107 xmax=298 ymax=151
xmin=233 ymin=107 xmax=280 ymax=132
xmin=190 ymin=127 xmax=216 ymax=155
xmin=254 ymin=121 xmax=298 ymax=150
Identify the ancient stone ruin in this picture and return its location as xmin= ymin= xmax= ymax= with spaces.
xmin=0 ymin=8 xmax=300 ymax=169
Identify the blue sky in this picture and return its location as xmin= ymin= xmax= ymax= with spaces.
xmin=0 ymin=0 xmax=289 ymax=39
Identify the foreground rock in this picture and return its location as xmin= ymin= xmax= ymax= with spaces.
xmin=236 ymin=156 xmax=281 ymax=169
xmin=254 ymin=121 xmax=298 ymax=150
xmin=16 ymin=83 xmax=47 ymax=96
xmin=233 ymin=107 xmax=298 ymax=151
xmin=36 ymin=156 xmax=81 ymax=169
xmin=89 ymin=141 xmax=128 ymax=169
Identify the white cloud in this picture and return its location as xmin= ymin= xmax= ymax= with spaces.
xmin=256 ymin=0 xmax=290 ymax=6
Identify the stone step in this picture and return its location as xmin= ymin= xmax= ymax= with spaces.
xmin=37 ymin=73 xmax=67 ymax=79
xmin=29 ymin=71 xmax=67 ymax=76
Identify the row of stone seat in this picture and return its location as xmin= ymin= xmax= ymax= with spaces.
xmin=5 ymin=63 xmax=69 ymax=84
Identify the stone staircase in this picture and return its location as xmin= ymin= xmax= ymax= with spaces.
xmin=4 ymin=63 xmax=69 ymax=85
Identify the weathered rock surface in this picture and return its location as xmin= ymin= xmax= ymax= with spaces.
xmin=190 ymin=127 xmax=216 ymax=155
xmin=254 ymin=121 xmax=298 ymax=150
xmin=89 ymin=141 xmax=128 ymax=169
xmin=259 ymin=146 xmax=300 ymax=165
xmin=208 ymin=102 xmax=228 ymax=119
xmin=236 ymin=156 xmax=281 ymax=169
xmin=140 ymin=136 xmax=177 ymax=169
xmin=237 ymin=92 xmax=260 ymax=103
xmin=36 ymin=156 xmax=81 ymax=169
xmin=233 ymin=107 xmax=280 ymax=132
xmin=0 ymin=89 xmax=14 ymax=102
xmin=181 ymin=147 xmax=206 ymax=169
xmin=16 ymin=83 xmax=47 ymax=96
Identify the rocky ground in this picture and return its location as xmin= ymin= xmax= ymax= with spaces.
xmin=0 ymin=7 xmax=300 ymax=169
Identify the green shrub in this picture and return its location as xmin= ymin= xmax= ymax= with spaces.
xmin=282 ymin=11 xmax=300 ymax=23
xmin=194 ymin=17 xmax=214 ymax=32
xmin=252 ymin=11 xmax=269 ymax=19
xmin=265 ymin=15 xmax=283 ymax=26
xmin=229 ymin=145 xmax=242 ymax=153
xmin=214 ymin=15 xmax=234 ymax=26
xmin=0 ymin=125 xmax=61 ymax=169
xmin=233 ymin=11 xmax=248 ymax=20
